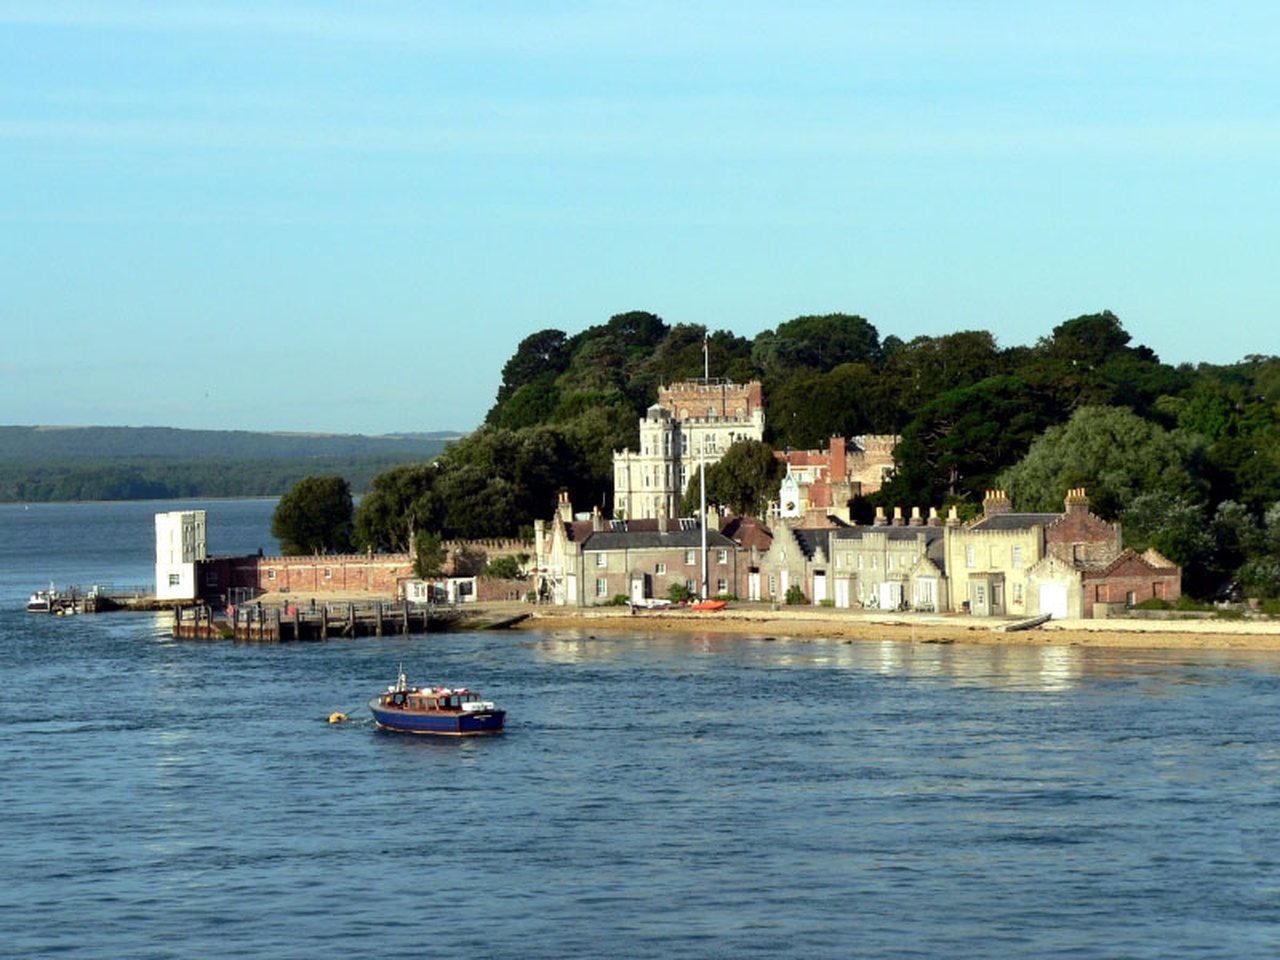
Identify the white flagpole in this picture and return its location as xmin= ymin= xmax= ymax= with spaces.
xmin=703 ymin=330 xmax=709 ymax=381
xmin=700 ymin=433 xmax=708 ymax=601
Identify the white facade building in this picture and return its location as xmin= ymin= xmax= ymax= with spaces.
xmin=154 ymin=510 xmax=208 ymax=601
xmin=612 ymin=379 xmax=765 ymax=520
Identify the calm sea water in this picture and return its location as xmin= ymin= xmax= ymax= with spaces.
xmin=2 ymin=501 xmax=1280 ymax=958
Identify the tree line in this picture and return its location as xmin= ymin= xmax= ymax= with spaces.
xmin=275 ymin=309 xmax=1280 ymax=602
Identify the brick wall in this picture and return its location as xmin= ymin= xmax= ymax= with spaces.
xmin=1081 ymin=553 xmax=1181 ymax=617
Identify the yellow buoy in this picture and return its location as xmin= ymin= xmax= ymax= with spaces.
xmin=328 ymin=712 xmax=348 ymax=724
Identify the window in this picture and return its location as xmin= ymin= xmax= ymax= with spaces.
xmin=871 ymin=556 xmax=878 ymax=570
xmin=687 ymin=578 xmax=697 ymax=593
xmin=324 ymin=568 xmax=332 ymax=579
xmin=595 ymin=553 xmax=606 ymax=567
xmin=717 ymin=549 xmax=727 ymax=564
xmin=857 ymin=555 xmax=864 ymax=569
xmin=267 ymin=569 xmax=277 ymax=581
xmin=656 ymin=562 xmax=667 ymax=575
xmin=168 ymin=574 xmax=181 ymax=587
xmin=965 ymin=545 xmax=976 ymax=569
xmin=685 ymin=550 xmax=696 ymax=565
xmin=1012 ymin=545 xmax=1024 ymax=569
xmin=717 ymin=578 xmax=728 ymax=595
xmin=1013 ymin=583 xmax=1024 ymax=605
xmin=768 ymin=574 xmax=777 ymax=596
xmin=596 ymin=578 xmax=608 ymax=598
xmin=887 ymin=555 xmax=893 ymax=571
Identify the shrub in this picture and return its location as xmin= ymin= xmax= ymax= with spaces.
xmin=611 ymin=594 xmax=630 ymax=606
xmin=785 ymin=584 xmax=807 ymax=605
xmin=1133 ymin=597 xmax=1171 ymax=610
xmin=668 ymin=582 xmax=692 ymax=603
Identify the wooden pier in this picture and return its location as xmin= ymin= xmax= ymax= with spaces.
xmin=173 ymin=600 xmax=462 ymax=642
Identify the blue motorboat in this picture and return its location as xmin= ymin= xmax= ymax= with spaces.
xmin=369 ymin=666 xmax=505 ymax=736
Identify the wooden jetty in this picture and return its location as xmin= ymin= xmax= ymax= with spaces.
xmin=173 ymin=600 xmax=462 ymax=642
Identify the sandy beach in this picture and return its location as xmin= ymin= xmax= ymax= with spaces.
xmin=516 ymin=604 xmax=1280 ymax=652
xmin=245 ymin=589 xmax=1280 ymax=651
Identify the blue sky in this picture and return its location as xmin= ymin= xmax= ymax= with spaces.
xmin=2 ymin=2 xmax=1277 ymax=434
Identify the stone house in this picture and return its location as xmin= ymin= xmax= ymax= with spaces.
xmin=752 ymin=524 xmax=833 ymax=604
xmin=534 ymin=492 xmax=740 ymax=605
xmin=944 ymin=488 xmax=1181 ymax=619
xmin=828 ymin=506 xmax=948 ymax=611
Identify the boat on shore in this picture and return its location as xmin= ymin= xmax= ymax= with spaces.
xmin=369 ymin=667 xmax=505 ymax=736
xmin=689 ymin=599 xmax=728 ymax=611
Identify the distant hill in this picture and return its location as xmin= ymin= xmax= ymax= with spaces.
xmin=0 ymin=426 xmax=460 ymax=461
xmin=0 ymin=426 xmax=461 ymax=502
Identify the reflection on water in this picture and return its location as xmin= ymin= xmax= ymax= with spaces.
xmin=533 ymin=629 xmax=1091 ymax=693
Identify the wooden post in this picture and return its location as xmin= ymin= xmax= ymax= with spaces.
xmin=321 ymin=604 xmax=328 ymax=640
xmin=375 ymin=601 xmax=384 ymax=636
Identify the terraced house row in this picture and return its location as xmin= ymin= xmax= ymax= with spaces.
xmin=537 ymin=378 xmax=1180 ymax=619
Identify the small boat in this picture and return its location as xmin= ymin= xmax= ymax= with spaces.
xmin=27 ymin=589 xmax=54 ymax=613
xmin=689 ymin=599 xmax=728 ymax=611
xmin=369 ymin=666 xmax=505 ymax=736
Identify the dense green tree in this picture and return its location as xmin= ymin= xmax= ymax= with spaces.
xmin=998 ymin=405 xmax=1205 ymax=519
xmin=679 ymin=440 xmax=785 ymax=519
xmin=271 ymin=475 xmax=355 ymax=555
xmin=879 ymin=375 xmax=1056 ymax=508
xmin=413 ymin=532 xmax=446 ymax=579
xmin=353 ymin=463 xmax=443 ymax=553
xmin=877 ymin=331 xmax=1007 ymax=418
xmin=1120 ymin=492 xmax=1216 ymax=593
xmin=492 ymin=328 xmax=570 ymax=409
xmin=483 ymin=554 xmax=528 ymax=579
xmin=754 ymin=314 xmax=881 ymax=375
xmin=767 ymin=364 xmax=879 ymax=449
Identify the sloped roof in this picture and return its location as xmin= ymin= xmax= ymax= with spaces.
xmin=831 ymin=524 xmax=945 ymax=544
xmin=582 ymin=529 xmax=737 ymax=551
xmin=969 ymin=513 xmax=1060 ymax=531
xmin=721 ymin=516 xmax=774 ymax=552
xmin=790 ymin=528 xmax=830 ymax=560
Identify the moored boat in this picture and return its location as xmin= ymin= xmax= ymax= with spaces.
xmin=26 ymin=589 xmax=54 ymax=613
xmin=689 ymin=599 xmax=728 ymax=611
xmin=369 ymin=666 xmax=505 ymax=736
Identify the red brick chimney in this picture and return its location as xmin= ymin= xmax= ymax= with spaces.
xmin=1064 ymin=487 xmax=1089 ymax=516
xmin=983 ymin=489 xmax=1012 ymax=517
xmin=830 ymin=436 xmax=848 ymax=482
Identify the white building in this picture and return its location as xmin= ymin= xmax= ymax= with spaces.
xmin=612 ymin=379 xmax=766 ymax=520
xmin=154 ymin=510 xmax=207 ymax=601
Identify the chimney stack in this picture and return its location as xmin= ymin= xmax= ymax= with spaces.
xmin=874 ymin=505 xmax=887 ymax=526
xmin=1064 ymin=487 xmax=1089 ymax=515
xmin=909 ymin=506 xmax=924 ymax=526
xmin=983 ymin=489 xmax=1012 ymax=517
xmin=892 ymin=506 xmax=905 ymax=526
xmin=946 ymin=505 xmax=961 ymax=528
xmin=557 ymin=490 xmax=573 ymax=524
xmin=658 ymin=502 xmax=669 ymax=534
xmin=927 ymin=507 xmax=942 ymax=527
xmin=592 ymin=506 xmax=604 ymax=532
